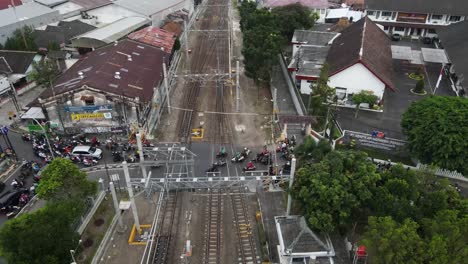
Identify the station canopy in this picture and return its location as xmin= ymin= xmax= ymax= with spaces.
xmin=391 ymin=45 xmax=449 ymax=64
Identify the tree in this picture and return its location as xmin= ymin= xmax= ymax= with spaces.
xmin=37 ymin=158 xmax=97 ymax=202
xmin=271 ymin=3 xmax=317 ymax=40
xmin=362 ymin=216 xmax=426 ymax=264
xmin=291 ymin=150 xmax=381 ymax=233
xmin=0 ymin=202 xmax=81 ymax=264
xmin=30 ymin=59 xmax=60 ymax=86
xmin=421 ymin=210 xmax=468 ymax=263
xmin=4 ymin=26 xmax=37 ymax=51
xmin=294 ymin=137 xmax=331 ymax=162
xmin=413 ymin=79 xmax=425 ymax=94
xmin=352 ymin=90 xmax=379 ymax=118
xmin=401 ymin=96 xmax=468 ymax=174
xmin=307 ymin=63 xmax=335 ymax=117
xmin=47 ymin=41 xmax=61 ymax=51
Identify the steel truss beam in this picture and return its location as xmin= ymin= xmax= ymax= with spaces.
xmin=127 ymin=172 xmax=290 ymax=190
xmin=174 ymin=73 xmax=230 ymax=82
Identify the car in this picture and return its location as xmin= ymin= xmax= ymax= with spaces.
xmin=0 ymin=189 xmax=28 ymax=211
xmin=391 ymin=33 xmax=401 ymax=41
xmin=71 ymin=146 xmax=103 ymax=160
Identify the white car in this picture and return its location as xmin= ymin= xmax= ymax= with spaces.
xmin=71 ymin=146 xmax=103 ymax=160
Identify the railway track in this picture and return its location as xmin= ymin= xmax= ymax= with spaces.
xmin=151 ymin=192 xmax=180 ymax=264
xmin=177 ymin=0 xmax=230 ymax=143
xmin=203 ymin=189 xmax=224 ymax=264
xmin=230 ymin=188 xmax=260 ymax=264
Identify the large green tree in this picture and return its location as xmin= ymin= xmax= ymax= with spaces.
xmin=292 ymin=150 xmax=380 ymax=233
xmin=362 ymin=216 xmax=426 ymax=264
xmin=37 ymin=158 xmax=97 ymax=202
xmin=0 ymin=201 xmax=82 ymax=264
xmin=401 ymin=96 xmax=468 ymax=174
xmin=352 ymin=90 xmax=379 ymax=118
xmin=30 ymin=59 xmax=60 ymax=87
xmin=4 ymin=26 xmax=37 ymax=51
xmin=239 ymin=1 xmax=316 ymax=82
xmin=271 ymin=3 xmax=318 ymax=40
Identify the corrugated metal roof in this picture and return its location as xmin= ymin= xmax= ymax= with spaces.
xmin=128 ymin=26 xmax=176 ymax=53
xmin=0 ymin=2 xmax=59 ymax=28
xmin=71 ymin=16 xmax=150 ymax=47
xmin=114 ymin=0 xmax=189 ymax=17
xmin=0 ymin=0 xmax=21 ymax=11
xmin=35 ymin=0 xmax=69 ymax=8
xmin=43 ymin=39 xmax=168 ymax=102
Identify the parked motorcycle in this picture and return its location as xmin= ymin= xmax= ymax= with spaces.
xmin=216 ymin=147 xmax=228 ymax=158
xmin=231 ymin=152 xmax=245 ymax=163
xmin=243 ymin=161 xmax=256 ymax=172
xmin=82 ymin=157 xmax=98 ymax=166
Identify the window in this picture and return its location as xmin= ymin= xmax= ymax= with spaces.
xmin=81 ymin=95 xmax=95 ymax=105
xmin=382 ymin=11 xmax=392 ymax=17
xmin=428 ymin=28 xmax=437 ymax=33
xmin=383 ymin=26 xmax=389 ymax=30
xmin=431 ymin=14 xmax=443 ymax=20
xmin=367 ymin=11 xmax=375 ymax=16
xmin=395 ymin=27 xmax=405 ymax=31
xmin=449 ymin=16 xmax=461 ymax=22
xmin=335 ymin=87 xmax=347 ymax=100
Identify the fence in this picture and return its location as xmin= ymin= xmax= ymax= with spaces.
xmin=372 ymin=158 xmax=467 ymax=183
xmin=278 ymin=54 xmax=306 ymax=115
xmin=76 ymin=190 xmax=107 ymax=235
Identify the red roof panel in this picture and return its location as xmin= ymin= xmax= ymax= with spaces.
xmin=0 ymin=0 xmax=22 ymax=10
xmin=128 ymin=26 xmax=176 ymax=54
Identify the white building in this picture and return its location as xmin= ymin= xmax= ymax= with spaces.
xmin=364 ymin=0 xmax=468 ymax=37
xmin=0 ymin=2 xmax=61 ymax=45
xmin=289 ymin=17 xmax=395 ymax=105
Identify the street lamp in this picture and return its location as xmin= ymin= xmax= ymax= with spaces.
xmin=70 ymin=239 xmax=82 ymax=264
xmin=31 ymin=118 xmax=55 ymax=159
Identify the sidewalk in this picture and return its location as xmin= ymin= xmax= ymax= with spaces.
xmin=0 ymin=86 xmax=46 ymax=130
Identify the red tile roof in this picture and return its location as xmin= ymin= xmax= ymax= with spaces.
xmin=128 ymin=26 xmax=176 ymax=54
xmin=0 ymin=0 xmax=22 ymax=10
xmin=41 ymin=39 xmax=168 ymax=103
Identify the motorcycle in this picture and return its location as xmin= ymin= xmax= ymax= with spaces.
xmin=206 ymin=165 xmax=219 ymax=173
xmin=21 ymin=133 xmax=31 ymax=141
xmin=216 ymin=147 xmax=228 ymax=158
xmin=213 ymin=159 xmax=226 ymax=167
xmin=241 ymin=147 xmax=251 ymax=157
xmin=243 ymin=161 xmax=256 ymax=172
xmin=11 ymin=179 xmax=25 ymax=190
xmin=112 ymin=151 xmax=123 ymax=162
xmin=231 ymin=152 xmax=245 ymax=163
xmin=82 ymin=157 xmax=98 ymax=166
xmin=143 ymin=140 xmax=154 ymax=147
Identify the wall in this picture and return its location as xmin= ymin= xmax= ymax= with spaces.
xmin=0 ymin=11 xmax=62 ymax=45
xmin=329 ymin=63 xmax=385 ymax=99
xmin=300 ymin=79 xmax=314 ymax=94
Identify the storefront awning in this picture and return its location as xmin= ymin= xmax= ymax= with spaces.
xmin=21 ymin=107 xmax=46 ymax=120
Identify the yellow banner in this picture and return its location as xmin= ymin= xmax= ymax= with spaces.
xmin=71 ymin=113 xmax=104 ymax=121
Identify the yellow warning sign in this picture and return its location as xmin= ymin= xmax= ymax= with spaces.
xmin=191 ymin=128 xmax=204 ymax=140
xmin=71 ymin=113 xmax=104 ymax=121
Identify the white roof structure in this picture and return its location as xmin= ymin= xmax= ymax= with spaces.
xmin=35 ymin=0 xmax=69 ymax=8
xmin=21 ymin=107 xmax=46 ymax=120
xmin=326 ymin=7 xmax=363 ymax=22
xmin=391 ymin=45 xmax=412 ymax=60
xmin=114 ymin=0 xmax=189 ymax=17
xmin=0 ymin=2 xmax=58 ymax=28
xmin=71 ymin=16 xmax=150 ymax=48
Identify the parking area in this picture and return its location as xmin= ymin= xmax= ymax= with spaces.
xmin=336 ymin=38 xmax=456 ymax=140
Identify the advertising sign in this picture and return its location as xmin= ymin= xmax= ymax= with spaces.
xmin=71 ymin=113 xmax=112 ymax=121
xmin=342 ymin=130 xmax=407 ymax=153
xmin=397 ymin=13 xmax=428 ymax=23
xmin=64 ymin=104 xmax=113 ymax=113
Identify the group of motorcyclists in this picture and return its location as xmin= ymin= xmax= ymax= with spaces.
xmin=207 ymin=140 xmax=297 ymax=174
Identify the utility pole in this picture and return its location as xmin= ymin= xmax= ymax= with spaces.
xmin=49 ymin=80 xmax=65 ymax=132
xmin=109 ymin=182 xmax=125 ymax=230
xmin=236 ymin=60 xmax=240 ymax=112
xmin=273 ymin=88 xmax=278 ymax=121
xmin=286 ymin=158 xmax=297 ymax=216
xmin=135 ymin=132 xmax=148 ymax=185
xmin=227 ymin=0 xmax=232 ymax=79
xmin=123 ymin=161 xmax=141 ymax=234
xmin=184 ymin=20 xmax=190 ymax=70
xmin=163 ymin=62 xmax=171 ymax=114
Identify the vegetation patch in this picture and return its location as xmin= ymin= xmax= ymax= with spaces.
xmin=408 ymin=72 xmax=424 ymax=81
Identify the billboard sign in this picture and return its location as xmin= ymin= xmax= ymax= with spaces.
xmin=71 ymin=112 xmax=112 ymax=121
xmin=64 ymin=104 xmax=113 ymax=112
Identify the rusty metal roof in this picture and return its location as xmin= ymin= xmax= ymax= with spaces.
xmin=128 ymin=26 xmax=176 ymax=54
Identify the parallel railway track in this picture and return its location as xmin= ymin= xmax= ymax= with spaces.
xmin=203 ymin=189 xmax=224 ymax=264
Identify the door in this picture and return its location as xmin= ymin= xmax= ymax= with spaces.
xmin=410 ymin=28 xmax=415 ymax=35
xmin=417 ymin=28 xmax=422 ymax=35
